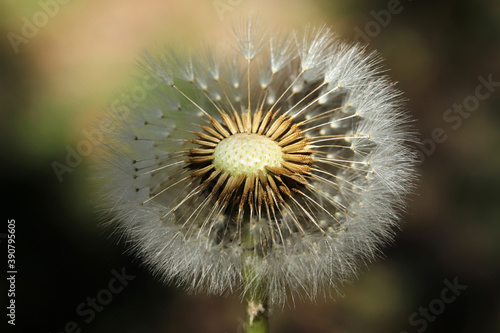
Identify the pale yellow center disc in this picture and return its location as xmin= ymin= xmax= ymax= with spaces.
xmin=213 ymin=133 xmax=283 ymax=176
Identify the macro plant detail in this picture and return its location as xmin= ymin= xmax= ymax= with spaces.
xmin=185 ymin=105 xmax=320 ymax=236
xmin=96 ymin=20 xmax=416 ymax=332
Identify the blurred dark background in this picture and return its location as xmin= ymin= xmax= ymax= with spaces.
xmin=1 ymin=0 xmax=499 ymax=332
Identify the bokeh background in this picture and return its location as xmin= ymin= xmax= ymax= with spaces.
xmin=1 ymin=0 xmax=499 ymax=332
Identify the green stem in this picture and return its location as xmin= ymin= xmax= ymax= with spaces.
xmin=242 ymin=217 xmax=269 ymax=333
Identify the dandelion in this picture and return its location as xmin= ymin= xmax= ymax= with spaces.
xmin=96 ymin=21 xmax=417 ymax=332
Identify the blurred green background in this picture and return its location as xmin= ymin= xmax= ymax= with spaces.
xmin=1 ymin=0 xmax=499 ymax=332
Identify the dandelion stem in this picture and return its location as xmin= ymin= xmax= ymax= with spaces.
xmin=242 ymin=217 xmax=269 ymax=333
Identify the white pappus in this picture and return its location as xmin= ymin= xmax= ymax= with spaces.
xmin=94 ymin=20 xmax=418 ymax=307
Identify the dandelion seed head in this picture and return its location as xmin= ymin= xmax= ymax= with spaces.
xmin=95 ymin=19 xmax=418 ymax=306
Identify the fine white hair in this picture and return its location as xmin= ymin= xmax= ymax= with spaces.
xmin=94 ymin=20 xmax=417 ymax=306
